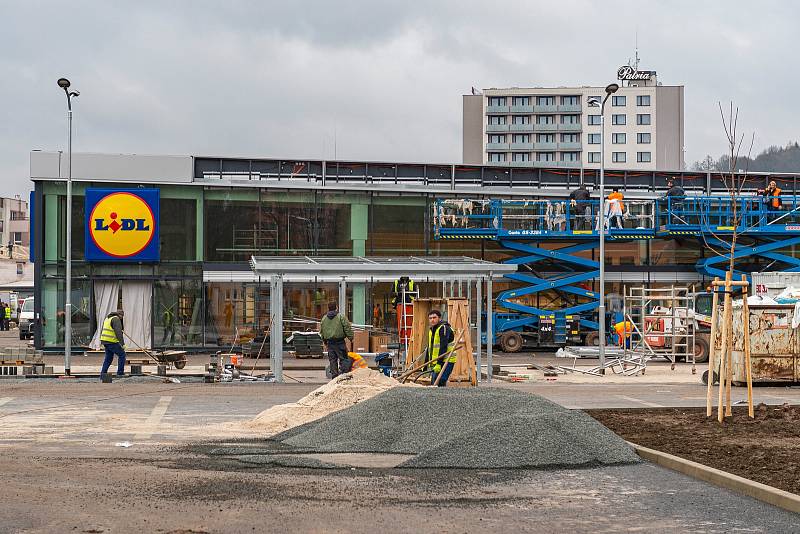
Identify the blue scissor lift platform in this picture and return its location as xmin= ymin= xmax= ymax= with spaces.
xmin=433 ymin=195 xmax=800 ymax=350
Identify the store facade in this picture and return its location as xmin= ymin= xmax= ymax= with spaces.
xmin=30 ymin=151 xmax=799 ymax=351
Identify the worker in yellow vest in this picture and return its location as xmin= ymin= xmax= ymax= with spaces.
xmin=391 ymin=277 xmax=416 ymax=306
xmin=346 ymin=352 xmax=369 ymax=371
xmin=100 ymin=310 xmax=127 ymax=378
xmin=426 ymin=309 xmax=456 ymax=387
xmin=2 ymin=303 xmax=10 ymax=331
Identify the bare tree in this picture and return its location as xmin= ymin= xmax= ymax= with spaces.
xmin=700 ymin=102 xmax=756 ymax=274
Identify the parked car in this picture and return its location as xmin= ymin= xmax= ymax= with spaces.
xmin=18 ymin=297 xmax=34 ymax=340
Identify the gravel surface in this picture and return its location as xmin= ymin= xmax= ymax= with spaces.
xmin=273 ymin=387 xmax=640 ymax=469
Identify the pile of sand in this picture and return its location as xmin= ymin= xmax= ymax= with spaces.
xmin=242 ymin=368 xmax=414 ymax=436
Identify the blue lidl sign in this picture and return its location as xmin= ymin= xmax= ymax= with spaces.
xmin=85 ymin=189 xmax=160 ymax=262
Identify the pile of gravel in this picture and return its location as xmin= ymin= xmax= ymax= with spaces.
xmin=271 ymin=387 xmax=639 ymax=469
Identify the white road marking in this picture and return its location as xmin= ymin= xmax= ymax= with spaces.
xmin=616 ymin=395 xmax=664 ymax=408
xmin=133 ymin=396 xmax=172 ymax=439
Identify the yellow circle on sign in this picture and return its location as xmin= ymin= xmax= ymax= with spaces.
xmin=89 ymin=192 xmax=155 ymax=258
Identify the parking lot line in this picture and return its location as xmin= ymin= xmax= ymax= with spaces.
xmin=616 ymin=395 xmax=664 ymax=408
xmin=134 ymin=396 xmax=172 ymax=439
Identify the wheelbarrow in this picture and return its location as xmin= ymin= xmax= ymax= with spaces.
xmin=123 ymin=332 xmax=188 ymax=369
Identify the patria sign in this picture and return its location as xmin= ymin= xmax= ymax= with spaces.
xmin=85 ymin=188 xmax=160 ymax=262
xmin=617 ymin=65 xmax=655 ymax=81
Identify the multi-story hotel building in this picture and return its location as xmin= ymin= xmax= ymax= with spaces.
xmin=463 ymin=67 xmax=684 ymax=171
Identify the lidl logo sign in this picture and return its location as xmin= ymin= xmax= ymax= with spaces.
xmin=85 ymin=189 xmax=159 ymax=262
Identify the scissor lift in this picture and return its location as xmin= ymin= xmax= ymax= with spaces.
xmin=433 ymin=195 xmax=800 ymax=351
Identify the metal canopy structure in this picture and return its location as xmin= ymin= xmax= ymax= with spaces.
xmin=249 ymin=256 xmax=516 ymax=383
xmin=249 ymin=255 xmax=516 ymax=281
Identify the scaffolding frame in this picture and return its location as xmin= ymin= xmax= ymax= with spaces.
xmin=623 ymin=285 xmax=696 ymax=367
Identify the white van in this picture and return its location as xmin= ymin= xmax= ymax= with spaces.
xmin=18 ymin=297 xmax=34 ymax=340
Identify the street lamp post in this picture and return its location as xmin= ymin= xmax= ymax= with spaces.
xmin=57 ymin=78 xmax=79 ymax=376
xmin=587 ymin=83 xmax=618 ymax=374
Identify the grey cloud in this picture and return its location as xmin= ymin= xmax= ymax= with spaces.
xmin=1 ymin=0 xmax=799 ymax=198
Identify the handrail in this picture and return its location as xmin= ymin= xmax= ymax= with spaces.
xmin=433 ymin=195 xmax=800 ymax=236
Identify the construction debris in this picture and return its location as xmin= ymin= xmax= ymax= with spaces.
xmin=273 ymin=387 xmax=640 ymax=469
xmin=241 ymin=368 xmax=418 ymax=435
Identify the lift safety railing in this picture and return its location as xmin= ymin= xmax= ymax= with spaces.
xmin=434 ymin=198 xmax=655 ymax=237
xmin=435 ymin=196 xmax=800 ymax=238
xmin=662 ymin=195 xmax=800 ymax=233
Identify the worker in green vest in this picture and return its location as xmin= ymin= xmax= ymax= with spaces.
xmin=4 ymin=302 xmax=11 ymax=331
xmin=100 ymin=310 xmax=126 ymax=378
xmin=426 ymin=309 xmax=456 ymax=387
xmin=162 ymin=305 xmax=176 ymax=345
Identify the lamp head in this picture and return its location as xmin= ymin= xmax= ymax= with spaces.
xmin=57 ymin=78 xmax=71 ymax=89
xmin=605 ymin=83 xmax=620 ymax=95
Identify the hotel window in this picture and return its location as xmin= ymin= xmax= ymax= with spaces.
xmin=536 ymin=96 xmax=555 ymax=106
xmin=561 ymin=133 xmax=579 ymax=143
xmin=637 ymin=151 xmax=652 ymax=163
xmin=612 ymin=95 xmax=626 ymax=106
xmin=612 ymin=133 xmax=626 ymax=144
xmin=561 ymin=152 xmax=580 ymax=162
xmin=588 ymin=152 xmax=601 ymax=163
xmin=512 ymin=152 xmax=531 ymax=162
xmin=612 ymin=114 xmax=626 ymax=125
xmin=513 ymin=134 xmax=530 ymax=143
xmin=588 ymin=114 xmax=602 ymax=125
xmin=537 ymin=133 xmax=555 ymax=143
xmin=488 ymin=115 xmax=506 ymax=125
xmin=488 ymin=96 xmax=506 ymax=106
xmin=636 ymin=95 xmax=651 ymax=106
xmin=488 ymin=134 xmax=505 ymax=143
xmin=637 ymin=132 xmax=652 ymax=144
xmin=512 ymin=96 xmax=531 ymax=106
xmin=536 ymin=152 xmax=556 ymax=162
xmin=488 ymin=152 xmax=506 ymax=163
xmin=612 ymin=152 xmax=626 ymax=163
xmin=561 ymin=95 xmax=579 ymax=105
xmin=560 ymin=114 xmax=580 ymax=124
xmin=587 ymin=133 xmax=601 ymax=144
xmin=637 ymin=113 xmax=651 ymax=125
xmin=537 ymin=115 xmax=555 ymax=124
xmin=513 ymin=115 xmax=531 ymax=124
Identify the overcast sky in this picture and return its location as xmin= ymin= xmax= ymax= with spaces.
xmin=0 ymin=0 xmax=797 ymax=197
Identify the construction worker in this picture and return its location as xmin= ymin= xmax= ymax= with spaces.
xmin=4 ymin=302 xmax=10 ymax=331
xmin=346 ymin=351 xmax=369 ymax=371
xmin=569 ymin=183 xmax=592 ymax=230
xmin=100 ymin=309 xmax=126 ymax=378
xmin=372 ymin=303 xmax=383 ymax=328
xmin=426 ymin=309 xmax=456 ymax=387
xmin=319 ymin=301 xmax=354 ymax=379
xmin=607 ymin=188 xmax=625 ymax=229
xmin=162 ymin=305 xmax=176 ymax=344
xmin=759 ymin=180 xmax=782 ymax=221
xmin=613 ymin=320 xmax=633 ymax=349
xmin=391 ymin=276 xmax=416 ymax=306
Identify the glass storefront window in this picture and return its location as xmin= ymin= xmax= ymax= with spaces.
xmin=204 ymin=189 xmax=261 ymax=262
xmin=160 ymin=198 xmax=197 ymax=261
xmin=154 ymin=279 xmax=203 ymax=347
xmin=368 ymin=198 xmax=426 ymax=255
xmin=40 ymin=278 xmax=92 ymax=347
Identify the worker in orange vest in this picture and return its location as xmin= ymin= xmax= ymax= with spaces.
xmin=613 ymin=320 xmax=633 ymax=348
xmin=607 ymin=188 xmax=625 ymax=229
xmin=759 ymin=180 xmax=782 ymax=221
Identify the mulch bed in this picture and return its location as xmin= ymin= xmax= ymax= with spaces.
xmin=589 ymin=403 xmax=800 ymax=495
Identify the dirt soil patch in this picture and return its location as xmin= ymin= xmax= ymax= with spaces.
xmin=589 ymin=404 xmax=800 ymax=495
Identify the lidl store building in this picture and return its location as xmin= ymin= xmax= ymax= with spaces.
xmin=29 ymin=151 xmax=800 ymax=351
